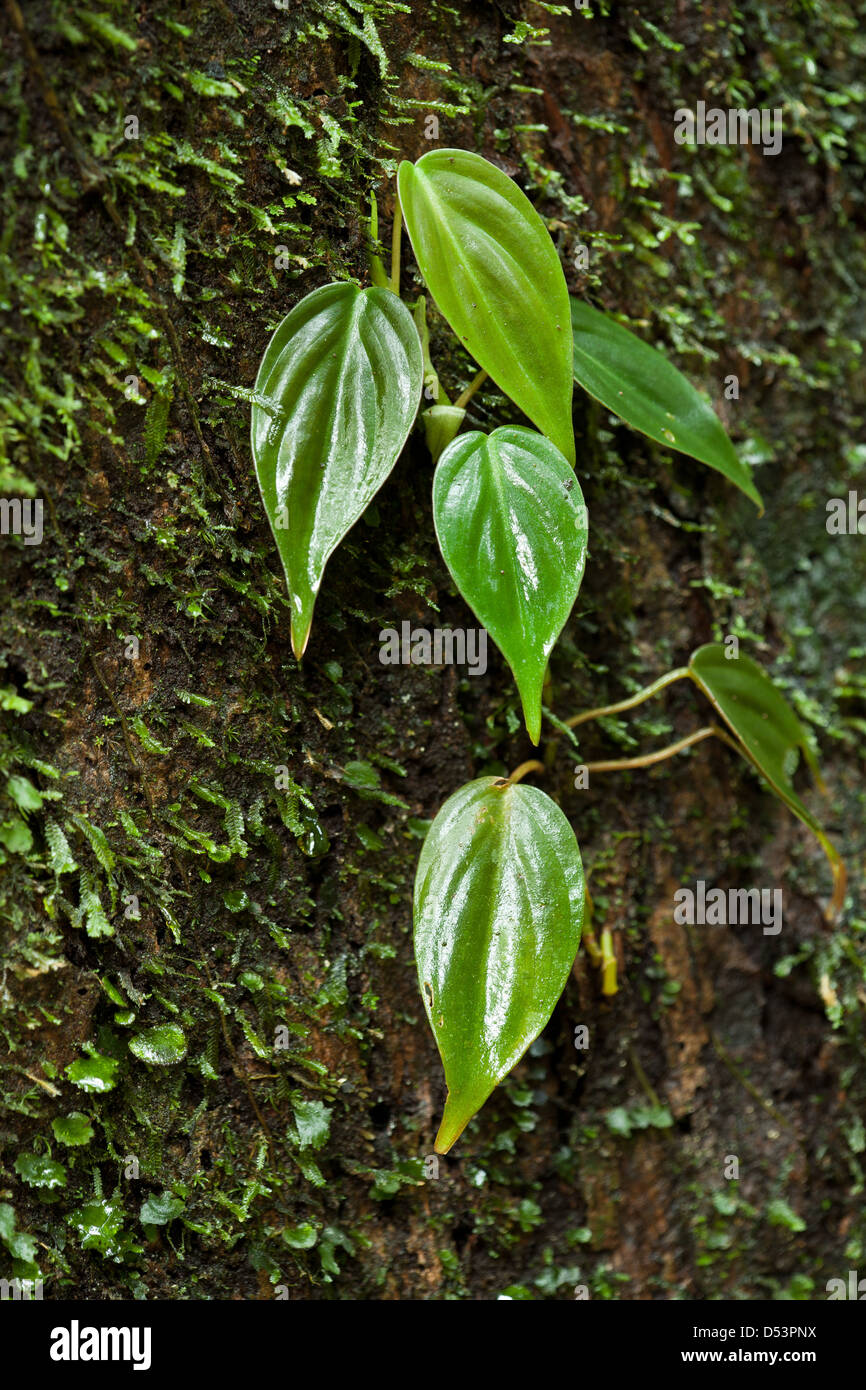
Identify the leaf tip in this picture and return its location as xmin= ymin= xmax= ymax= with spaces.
xmin=290 ymin=615 xmax=312 ymax=661
xmin=434 ymin=1090 xmax=478 ymax=1154
xmin=521 ymin=694 xmax=542 ymax=747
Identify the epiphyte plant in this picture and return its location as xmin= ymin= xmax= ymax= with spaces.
xmin=566 ymin=642 xmax=847 ymax=924
xmin=432 ymin=426 xmax=588 ymax=744
xmin=414 ymin=639 xmax=843 ymax=1153
xmin=249 ymin=148 xmax=840 ymax=1153
xmin=250 ymin=282 xmax=423 ymax=659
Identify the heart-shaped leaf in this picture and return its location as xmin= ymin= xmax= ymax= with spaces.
xmin=414 ymin=776 xmax=585 ymax=1153
xmin=398 ymin=150 xmax=575 ymax=465
xmin=689 ymin=643 xmax=845 ymax=917
xmin=433 ymin=427 xmax=588 ymax=743
xmin=250 ymin=282 xmax=424 ymax=657
xmin=570 ymin=298 xmax=762 ymax=509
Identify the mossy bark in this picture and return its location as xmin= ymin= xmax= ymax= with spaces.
xmin=1 ymin=0 xmax=864 ymax=1299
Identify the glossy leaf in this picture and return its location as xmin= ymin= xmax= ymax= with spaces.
xmin=689 ymin=643 xmax=845 ymax=917
xmin=398 ymin=150 xmax=575 ymax=464
xmin=414 ymin=776 xmax=585 ymax=1153
xmin=129 ymin=1023 xmax=188 ymax=1066
xmin=52 ymin=1113 xmax=95 ymax=1147
xmin=433 ymin=427 xmax=588 ymax=743
xmin=570 ymin=298 xmax=762 ymax=508
xmin=251 ymin=282 xmax=424 ymax=657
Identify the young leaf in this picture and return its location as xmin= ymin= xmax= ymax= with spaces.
xmin=250 ymin=282 xmax=424 ymax=658
xmin=570 ymin=298 xmax=762 ymax=509
xmin=414 ymin=776 xmax=585 ymax=1153
xmin=398 ymin=150 xmax=575 ymax=464
xmin=688 ymin=643 xmax=845 ymax=917
xmin=433 ymin=427 xmax=588 ymax=743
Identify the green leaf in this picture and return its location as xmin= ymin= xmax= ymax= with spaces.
xmin=68 ymin=1198 xmax=142 ymax=1260
xmin=251 ymin=282 xmax=423 ymax=658
xmin=78 ymin=870 xmax=113 ymax=938
xmin=282 ymin=1221 xmax=318 ymax=1250
xmin=292 ymin=1099 xmax=332 ymax=1151
xmin=140 ymin=1191 xmax=185 ymax=1225
xmin=398 ymin=150 xmax=575 ymax=464
xmin=144 ymin=390 xmax=172 ymax=468
xmin=0 ymin=687 xmax=33 ymax=714
xmin=45 ymin=818 xmax=77 ymax=875
xmin=186 ymin=69 xmax=237 ymax=97
xmin=414 ymin=776 xmax=585 ymax=1153
xmin=688 ymin=643 xmax=845 ymax=917
xmin=570 ymin=298 xmax=762 ymax=508
xmin=6 ymin=774 xmax=43 ymax=812
xmin=605 ymin=1106 xmax=633 ymax=1137
xmin=66 ymin=1051 xmax=119 ymax=1093
xmin=433 ymin=427 xmax=588 ymax=743
xmin=14 ymin=1153 xmax=67 ymax=1189
xmin=0 ymin=1202 xmax=39 ymax=1267
xmin=52 ymin=1113 xmax=95 ymax=1147
xmin=129 ymin=1023 xmax=188 ymax=1066
xmin=79 ymin=10 xmax=139 ymax=51
xmin=0 ymin=817 xmax=33 ymax=853
xmin=766 ymin=1198 xmax=806 ymax=1233
xmin=131 ymin=715 xmax=171 ymax=755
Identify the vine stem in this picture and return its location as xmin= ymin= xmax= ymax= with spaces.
xmin=575 ymin=887 xmax=617 ymax=993
xmin=584 ymin=724 xmax=740 ymax=772
xmin=816 ymin=832 xmax=847 ymax=924
xmin=389 ymin=204 xmax=402 ymax=295
xmin=582 ymin=723 xmax=847 ymax=926
xmin=414 ymin=296 xmax=446 ymax=405
xmin=600 ymin=928 xmax=617 ymax=996
xmin=504 ymin=759 xmax=545 ymax=787
xmin=454 ymin=368 xmax=488 ymax=410
xmin=368 ymin=193 xmax=389 ymax=289
xmin=565 ymin=667 xmax=691 ymax=728
xmin=581 ymin=919 xmax=603 ymax=968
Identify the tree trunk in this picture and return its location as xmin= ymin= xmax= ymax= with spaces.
xmin=1 ymin=0 xmax=864 ymax=1301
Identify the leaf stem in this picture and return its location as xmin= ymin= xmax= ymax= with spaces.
xmin=584 ymin=724 xmax=736 ymax=772
xmin=368 ymin=192 xmax=389 ymax=289
xmin=581 ymin=919 xmax=603 ymax=967
xmin=816 ymin=831 xmax=847 ymax=924
xmin=389 ymin=203 xmax=403 ymax=296
xmin=565 ymin=666 xmax=691 ymax=728
xmin=579 ymin=889 xmax=617 ymax=992
xmin=600 ymin=927 xmax=617 ymax=995
xmin=505 ymin=759 xmax=545 ymax=787
xmin=414 ymin=296 xmax=447 ymax=405
xmin=454 ymin=368 xmax=488 ymax=410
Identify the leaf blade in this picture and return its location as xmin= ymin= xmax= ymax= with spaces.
xmin=689 ymin=643 xmax=845 ymax=916
xmin=414 ymin=777 xmax=585 ymax=1152
xmin=570 ymin=298 xmax=762 ymax=508
xmin=433 ymin=427 xmax=588 ymax=742
xmin=398 ymin=150 xmax=575 ymax=464
xmin=250 ymin=283 xmax=423 ymax=657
